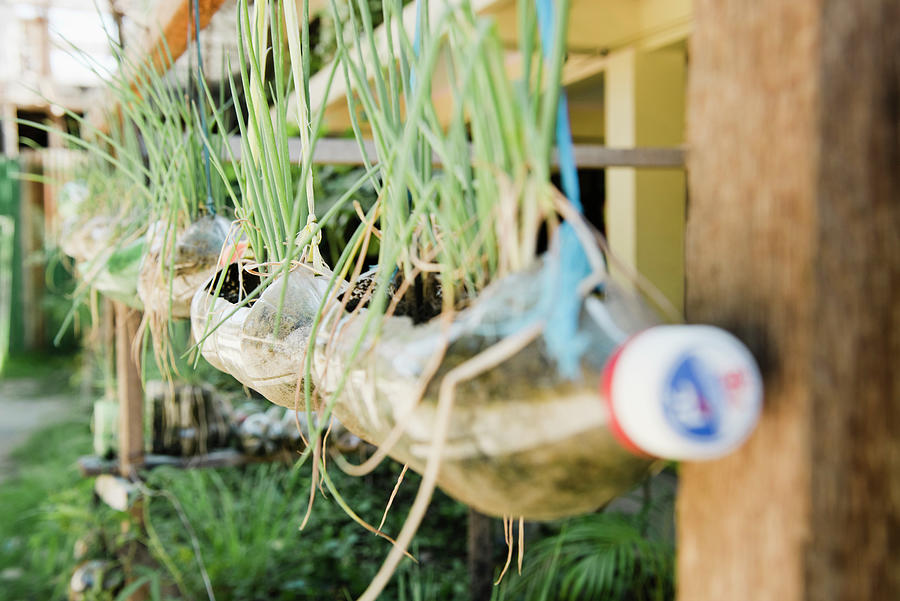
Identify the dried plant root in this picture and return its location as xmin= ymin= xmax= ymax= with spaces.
xmin=378 ymin=464 xmax=409 ymax=533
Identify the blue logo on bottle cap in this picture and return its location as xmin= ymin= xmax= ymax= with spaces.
xmin=662 ymin=354 xmax=725 ymax=440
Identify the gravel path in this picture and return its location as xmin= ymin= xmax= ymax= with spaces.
xmin=0 ymin=377 xmax=75 ymax=481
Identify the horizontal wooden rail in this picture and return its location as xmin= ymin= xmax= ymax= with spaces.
xmin=227 ymin=136 xmax=685 ymax=169
xmin=77 ymin=450 xmax=291 ymax=477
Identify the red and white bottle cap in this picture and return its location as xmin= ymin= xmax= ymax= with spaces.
xmin=602 ymin=325 xmax=762 ymax=461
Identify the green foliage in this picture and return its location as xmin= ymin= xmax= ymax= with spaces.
xmin=0 ymin=416 xmax=111 ymax=601
xmin=326 ymin=0 xmax=566 ymax=310
xmin=42 ymin=254 xmax=90 ymax=352
xmin=140 ymin=461 xmax=468 ymax=600
xmin=1 ymin=352 xmax=82 ymax=383
xmin=0 ymin=400 xmax=674 ymax=601
xmin=494 ymin=490 xmax=675 ymax=601
xmin=314 ymin=164 xmax=380 ymax=266
xmin=0 ymin=404 xmax=469 ymax=601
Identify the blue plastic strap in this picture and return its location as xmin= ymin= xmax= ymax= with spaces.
xmin=534 ymin=0 xmax=591 ymax=379
xmin=409 ymin=0 xmax=423 ymax=92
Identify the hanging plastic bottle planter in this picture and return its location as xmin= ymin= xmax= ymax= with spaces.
xmin=60 ymin=217 xmax=107 ymax=264
xmin=314 ymin=252 xmax=761 ymax=519
xmin=183 ymin=0 xmax=762 ymax=531
xmin=190 ymin=239 xmax=762 ymax=519
xmin=77 ymin=234 xmax=147 ymax=309
xmin=138 ymin=215 xmax=233 ymax=319
xmin=191 ymin=263 xmax=335 ymax=406
xmin=58 ymin=189 xmax=148 ymax=309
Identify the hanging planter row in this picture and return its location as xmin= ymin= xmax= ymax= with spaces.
xmin=54 ymin=0 xmax=765 ymax=598
xmin=57 ymin=0 xmax=763 ymax=524
xmin=190 ymin=245 xmax=762 ymax=520
xmin=59 ymin=188 xmax=762 ymax=521
xmin=60 ymin=211 xmax=235 ymax=317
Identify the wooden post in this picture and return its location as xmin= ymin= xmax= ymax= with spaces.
xmin=680 ymin=1 xmax=899 ymax=600
xmin=114 ymin=301 xmax=144 ymax=477
xmin=19 ymin=162 xmax=44 ymax=350
xmin=102 ymin=298 xmax=116 ymax=399
xmin=111 ymin=301 xmax=149 ymax=601
xmin=467 ymin=509 xmax=494 ymax=601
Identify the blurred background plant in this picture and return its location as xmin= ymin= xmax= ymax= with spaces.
xmin=0 ymin=387 xmax=673 ymax=601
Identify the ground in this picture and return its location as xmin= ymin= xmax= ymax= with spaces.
xmin=0 ymin=356 xmax=80 ymax=480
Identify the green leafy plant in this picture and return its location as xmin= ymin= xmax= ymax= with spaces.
xmin=497 ymin=516 xmax=674 ymax=601
xmin=192 ymin=0 xmax=379 ymax=351
xmin=488 ymin=479 xmax=675 ymax=601
xmin=280 ymin=2 xmax=577 ymax=598
xmin=0 ymin=413 xmax=114 ymax=601
xmin=135 ymin=460 xmax=469 ymax=600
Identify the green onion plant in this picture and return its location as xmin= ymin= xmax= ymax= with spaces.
xmin=280 ymin=1 xmax=576 ymax=599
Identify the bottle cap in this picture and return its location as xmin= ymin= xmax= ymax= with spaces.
xmin=602 ymin=325 xmax=762 ymax=460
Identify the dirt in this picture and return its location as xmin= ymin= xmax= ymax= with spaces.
xmin=341 ymin=270 xmax=447 ymax=324
xmin=217 ymin=263 xmax=263 ymax=305
xmin=0 ymin=377 xmax=75 ymax=481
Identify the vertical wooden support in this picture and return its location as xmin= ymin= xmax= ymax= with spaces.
xmin=102 ymin=298 xmax=116 ymax=399
xmin=604 ymin=46 xmax=686 ymax=312
xmin=680 ymin=1 xmax=899 ymax=600
xmin=114 ymin=301 xmax=144 ymax=477
xmin=467 ymin=509 xmax=495 ymax=600
xmin=47 ymin=114 xmax=65 ymax=150
xmin=19 ymin=166 xmax=44 ymax=350
xmin=112 ymin=302 xmax=149 ymax=601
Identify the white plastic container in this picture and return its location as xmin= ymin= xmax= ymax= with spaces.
xmin=602 ymin=325 xmax=763 ymax=460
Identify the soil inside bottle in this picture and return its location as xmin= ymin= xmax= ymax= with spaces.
xmin=218 ymin=263 xmax=263 ymax=306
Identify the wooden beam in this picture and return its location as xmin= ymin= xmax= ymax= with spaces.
xmin=679 ymin=1 xmax=899 ymax=600
xmin=135 ymin=0 xmax=231 ymax=78
xmin=483 ymin=0 xmax=692 ymax=53
xmin=86 ymin=0 xmax=233 ymax=130
xmin=306 ymin=49 xmax=609 ymax=135
xmin=228 ymin=135 xmax=685 ymax=169
xmin=1 ymin=104 xmax=17 ymax=158
xmin=18 ymin=164 xmax=45 ymax=351
xmin=303 ymin=0 xmax=692 ymax=137
xmin=141 ymin=0 xmax=330 ymax=75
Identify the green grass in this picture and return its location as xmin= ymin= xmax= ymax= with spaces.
xmin=493 ymin=506 xmax=675 ymax=601
xmin=0 ymin=363 xmax=673 ymax=601
xmin=0 ymin=393 xmax=469 ymax=601
xmin=0 ymin=416 xmax=101 ymax=601
xmin=141 ymin=462 xmax=469 ymax=600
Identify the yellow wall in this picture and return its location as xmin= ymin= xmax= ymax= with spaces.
xmin=605 ymin=45 xmax=686 ymax=314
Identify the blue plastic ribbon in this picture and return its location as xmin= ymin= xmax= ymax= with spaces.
xmin=535 ymin=0 xmax=591 ymax=379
